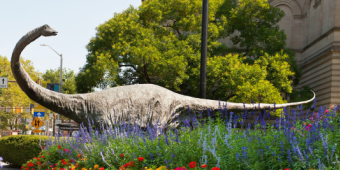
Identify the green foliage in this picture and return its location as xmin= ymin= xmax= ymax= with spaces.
xmin=0 ymin=55 xmax=41 ymax=130
xmin=0 ymin=135 xmax=48 ymax=167
xmin=42 ymin=68 xmax=77 ymax=94
xmin=26 ymin=106 xmax=340 ymax=170
xmin=226 ymin=0 xmax=285 ymax=57
xmin=288 ymin=86 xmax=315 ymax=110
xmin=76 ymin=0 xmax=303 ymax=106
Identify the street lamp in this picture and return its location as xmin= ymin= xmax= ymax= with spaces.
xmin=40 ymin=44 xmax=63 ymax=93
xmin=200 ymin=0 xmax=209 ymax=99
xmin=41 ymin=44 xmax=63 ymax=136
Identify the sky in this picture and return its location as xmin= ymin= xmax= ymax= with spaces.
xmin=0 ymin=0 xmax=142 ymax=75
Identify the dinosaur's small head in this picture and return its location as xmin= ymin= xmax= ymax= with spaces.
xmin=41 ymin=24 xmax=58 ymax=36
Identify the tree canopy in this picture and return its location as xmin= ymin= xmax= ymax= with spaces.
xmin=42 ymin=68 xmax=77 ymax=94
xmin=76 ymin=0 xmax=301 ymax=106
xmin=0 ymin=55 xmax=41 ymax=130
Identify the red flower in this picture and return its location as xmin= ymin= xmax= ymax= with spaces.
xmin=32 ymin=168 xmax=34 ymax=170
xmin=41 ymin=156 xmax=45 ymax=159
xmin=189 ymin=162 xmax=196 ymax=168
xmin=60 ymin=168 xmax=65 ymax=170
xmin=78 ymin=154 xmax=82 ymax=158
xmin=61 ymin=159 xmax=65 ymax=162
xmin=69 ymin=159 xmax=74 ymax=163
xmin=25 ymin=168 xmax=29 ymax=170
xmin=123 ymin=162 xmax=130 ymax=168
xmin=58 ymin=145 xmax=61 ymax=149
xmin=138 ymin=157 xmax=144 ymax=162
xmin=211 ymin=168 xmax=220 ymax=170
xmin=37 ymin=158 xmax=40 ymax=161
xmin=99 ymin=168 xmax=104 ymax=170
xmin=283 ymin=169 xmax=291 ymax=170
xmin=120 ymin=154 xmax=124 ymax=158
xmin=42 ymin=146 xmax=45 ymax=149
xmin=37 ymin=162 xmax=41 ymax=165
xmin=62 ymin=161 xmax=67 ymax=165
xmin=201 ymin=164 xmax=207 ymax=168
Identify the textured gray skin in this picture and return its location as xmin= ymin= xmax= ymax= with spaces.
xmin=11 ymin=25 xmax=315 ymax=129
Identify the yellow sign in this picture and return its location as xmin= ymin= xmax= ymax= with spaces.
xmin=31 ymin=117 xmax=44 ymax=129
xmin=12 ymin=106 xmax=22 ymax=114
xmin=33 ymin=129 xmax=42 ymax=133
xmin=33 ymin=102 xmax=45 ymax=112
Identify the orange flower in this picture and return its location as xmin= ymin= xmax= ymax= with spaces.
xmin=128 ymin=161 xmax=135 ymax=167
xmin=78 ymin=154 xmax=82 ymax=158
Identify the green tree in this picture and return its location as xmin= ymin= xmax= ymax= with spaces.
xmin=42 ymin=68 xmax=77 ymax=94
xmin=225 ymin=0 xmax=301 ymax=87
xmin=0 ymin=55 xmax=41 ymax=130
xmin=76 ymin=0 xmax=302 ymax=106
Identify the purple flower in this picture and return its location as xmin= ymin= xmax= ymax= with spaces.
xmin=236 ymin=153 xmax=240 ymax=161
xmin=287 ymin=149 xmax=293 ymax=165
xmin=171 ymin=152 xmax=175 ymax=158
xmin=150 ymin=152 xmax=154 ymax=160
xmin=242 ymin=146 xmax=248 ymax=160
xmin=164 ymin=135 xmax=170 ymax=146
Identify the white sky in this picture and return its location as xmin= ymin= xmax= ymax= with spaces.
xmin=0 ymin=0 xmax=142 ymax=75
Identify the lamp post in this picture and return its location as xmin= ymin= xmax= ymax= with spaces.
xmin=41 ymin=44 xmax=63 ymax=93
xmin=41 ymin=44 xmax=63 ymax=136
xmin=200 ymin=0 xmax=208 ymax=99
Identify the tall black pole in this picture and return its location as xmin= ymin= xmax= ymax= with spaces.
xmin=200 ymin=0 xmax=208 ymax=99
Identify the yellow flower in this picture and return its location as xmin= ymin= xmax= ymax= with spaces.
xmin=81 ymin=168 xmax=87 ymax=170
xmin=89 ymin=168 xmax=92 ymax=170
xmin=156 ymin=166 xmax=167 ymax=170
xmin=94 ymin=165 xmax=99 ymax=169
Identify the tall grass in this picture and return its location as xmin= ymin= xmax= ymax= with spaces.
xmin=36 ymin=100 xmax=340 ymax=170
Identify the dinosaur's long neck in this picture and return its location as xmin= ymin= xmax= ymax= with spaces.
xmin=11 ymin=26 xmax=47 ymax=102
xmin=11 ymin=26 xmax=84 ymax=123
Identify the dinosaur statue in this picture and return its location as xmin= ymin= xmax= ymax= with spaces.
xmin=12 ymin=24 xmax=315 ymax=130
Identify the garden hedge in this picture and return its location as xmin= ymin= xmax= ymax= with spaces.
xmin=0 ymin=135 xmax=49 ymax=167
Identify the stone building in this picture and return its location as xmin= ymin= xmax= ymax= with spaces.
xmin=268 ymin=0 xmax=340 ymax=107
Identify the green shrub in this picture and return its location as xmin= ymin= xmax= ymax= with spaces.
xmin=0 ymin=135 xmax=49 ymax=167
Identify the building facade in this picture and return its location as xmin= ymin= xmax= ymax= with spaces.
xmin=268 ymin=0 xmax=340 ymax=107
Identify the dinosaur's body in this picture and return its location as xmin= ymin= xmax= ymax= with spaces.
xmin=11 ymin=25 xmax=315 ymax=129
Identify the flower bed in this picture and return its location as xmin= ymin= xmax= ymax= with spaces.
xmin=15 ymin=102 xmax=340 ymax=170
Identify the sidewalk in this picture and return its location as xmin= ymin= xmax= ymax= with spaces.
xmin=0 ymin=161 xmax=20 ymax=170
